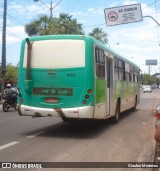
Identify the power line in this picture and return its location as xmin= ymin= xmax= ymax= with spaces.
xmin=6 ymin=30 xmax=22 ymax=40
xmin=7 ymin=14 xmax=25 ymax=25
xmin=0 ymin=9 xmax=25 ymax=26
xmin=143 ymin=0 xmax=160 ymax=9
xmin=83 ymin=0 xmax=160 ymax=28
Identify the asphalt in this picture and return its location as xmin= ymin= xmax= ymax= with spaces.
xmin=0 ymin=94 xmax=159 ymax=170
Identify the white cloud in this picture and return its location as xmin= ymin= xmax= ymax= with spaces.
xmin=105 ymin=0 xmax=160 ymax=74
xmin=88 ymin=8 xmax=95 ymax=12
xmin=0 ymin=25 xmax=26 ymax=45
xmin=1 ymin=0 xmax=160 ymax=72
xmin=123 ymin=0 xmax=138 ymax=5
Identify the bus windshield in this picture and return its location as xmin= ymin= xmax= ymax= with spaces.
xmin=23 ymin=39 xmax=85 ymax=69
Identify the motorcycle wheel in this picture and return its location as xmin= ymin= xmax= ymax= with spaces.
xmin=3 ymin=101 xmax=9 ymax=112
xmin=14 ymin=103 xmax=17 ymax=110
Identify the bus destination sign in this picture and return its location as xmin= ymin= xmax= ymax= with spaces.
xmin=104 ymin=4 xmax=143 ymax=26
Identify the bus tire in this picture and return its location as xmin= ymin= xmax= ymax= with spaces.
xmin=111 ymin=101 xmax=120 ymax=124
xmin=62 ymin=117 xmax=78 ymax=122
xmin=132 ymin=96 xmax=137 ymax=112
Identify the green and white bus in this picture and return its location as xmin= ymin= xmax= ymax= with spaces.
xmin=17 ymin=35 xmax=140 ymax=123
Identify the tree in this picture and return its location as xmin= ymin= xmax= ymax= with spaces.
xmin=5 ymin=64 xmax=18 ymax=84
xmin=25 ymin=15 xmax=53 ymax=36
xmin=53 ymin=13 xmax=84 ymax=34
xmin=0 ymin=63 xmax=18 ymax=91
xmin=142 ymin=74 xmax=155 ymax=85
xmin=88 ymin=27 xmax=108 ymax=44
xmin=25 ymin=13 xmax=84 ymax=36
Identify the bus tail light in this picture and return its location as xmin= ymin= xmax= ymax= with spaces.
xmin=85 ymin=95 xmax=89 ymax=99
xmin=82 ymin=100 xmax=87 ymax=104
xmin=87 ymin=89 xmax=92 ymax=94
xmin=156 ymin=113 xmax=160 ymax=119
xmin=82 ymin=89 xmax=92 ymax=105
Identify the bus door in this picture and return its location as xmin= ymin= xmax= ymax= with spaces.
xmin=106 ymin=57 xmax=114 ymax=117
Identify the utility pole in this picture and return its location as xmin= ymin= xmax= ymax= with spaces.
xmin=1 ymin=0 xmax=7 ymax=93
xmin=33 ymin=0 xmax=62 ymax=19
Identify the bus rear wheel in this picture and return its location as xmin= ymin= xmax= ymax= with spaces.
xmin=62 ymin=117 xmax=78 ymax=122
xmin=132 ymin=96 xmax=137 ymax=112
xmin=111 ymin=101 xmax=120 ymax=124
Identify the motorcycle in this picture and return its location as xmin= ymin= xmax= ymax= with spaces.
xmin=2 ymin=94 xmax=17 ymax=112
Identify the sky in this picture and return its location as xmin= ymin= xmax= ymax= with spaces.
xmin=0 ymin=0 xmax=160 ymax=75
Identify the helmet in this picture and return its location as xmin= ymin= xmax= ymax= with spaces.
xmin=7 ymin=84 xmax=11 ymax=88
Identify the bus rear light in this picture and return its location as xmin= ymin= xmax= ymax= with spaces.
xmin=156 ymin=113 xmax=160 ymax=119
xmin=85 ymin=95 xmax=89 ymax=99
xmin=87 ymin=89 xmax=92 ymax=94
xmin=82 ymin=100 xmax=87 ymax=104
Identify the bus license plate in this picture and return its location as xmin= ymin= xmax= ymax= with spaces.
xmin=46 ymin=98 xmax=58 ymax=103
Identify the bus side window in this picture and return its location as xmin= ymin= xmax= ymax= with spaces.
xmin=125 ymin=72 xmax=130 ymax=81
xmin=114 ymin=57 xmax=119 ymax=80
xmin=114 ymin=68 xmax=119 ymax=81
xmin=95 ymin=48 xmax=105 ymax=79
xmin=118 ymin=60 xmax=125 ymax=80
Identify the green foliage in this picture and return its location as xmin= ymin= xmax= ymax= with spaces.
xmin=142 ymin=74 xmax=156 ymax=85
xmin=25 ymin=13 xmax=108 ymax=45
xmin=88 ymin=27 xmax=108 ymax=44
xmin=0 ymin=64 xmax=18 ymax=84
xmin=25 ymin=13 xmax=84 ymax=36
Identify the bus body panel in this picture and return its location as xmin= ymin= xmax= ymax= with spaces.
xmin=114 ymin=81 xmax=139 ymax=113
xmin=18 ymin=35 xmax=95 ymax=119
xmin=20 ymin=67 xmax=86 ymax=108
xmin=93 ymin=79 xmax=107 ymax=119
xmin=18 ymin=35 xmax=140 ymax=121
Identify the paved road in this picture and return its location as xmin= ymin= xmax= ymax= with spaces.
xmin=0 ymin=89 xmax=159 ymax=171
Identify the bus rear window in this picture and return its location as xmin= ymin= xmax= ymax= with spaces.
xmin=23 ymin=40 xmax=85 ymax=68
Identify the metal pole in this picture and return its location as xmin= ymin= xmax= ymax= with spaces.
xmin=34 ymin=0 xmax=62 ymax=19
xmin=143 ymin=16 xmax=160 ymax=27
xmin=1 ymin=0 xmax=7 ymax=93
xmin=50 ymin=1 xmax=52 ymax=18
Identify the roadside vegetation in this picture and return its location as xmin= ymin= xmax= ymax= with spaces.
xmin=0 ymin=63 xmax=18 ymax=86
xmin=24 ymin=13 xmax=108 ymax=44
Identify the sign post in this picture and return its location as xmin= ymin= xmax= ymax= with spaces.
xmin=104 ymin=4 xmax=143 ymax=26
xmin=146 ymin=60 xmax=157 ymax=75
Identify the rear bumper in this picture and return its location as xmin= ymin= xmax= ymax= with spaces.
xmin=17 ymin=104 xmax=94 ymax=119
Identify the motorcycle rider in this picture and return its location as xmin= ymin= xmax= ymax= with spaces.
xmin=4 ymin=83 xmax=17 ymax=104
